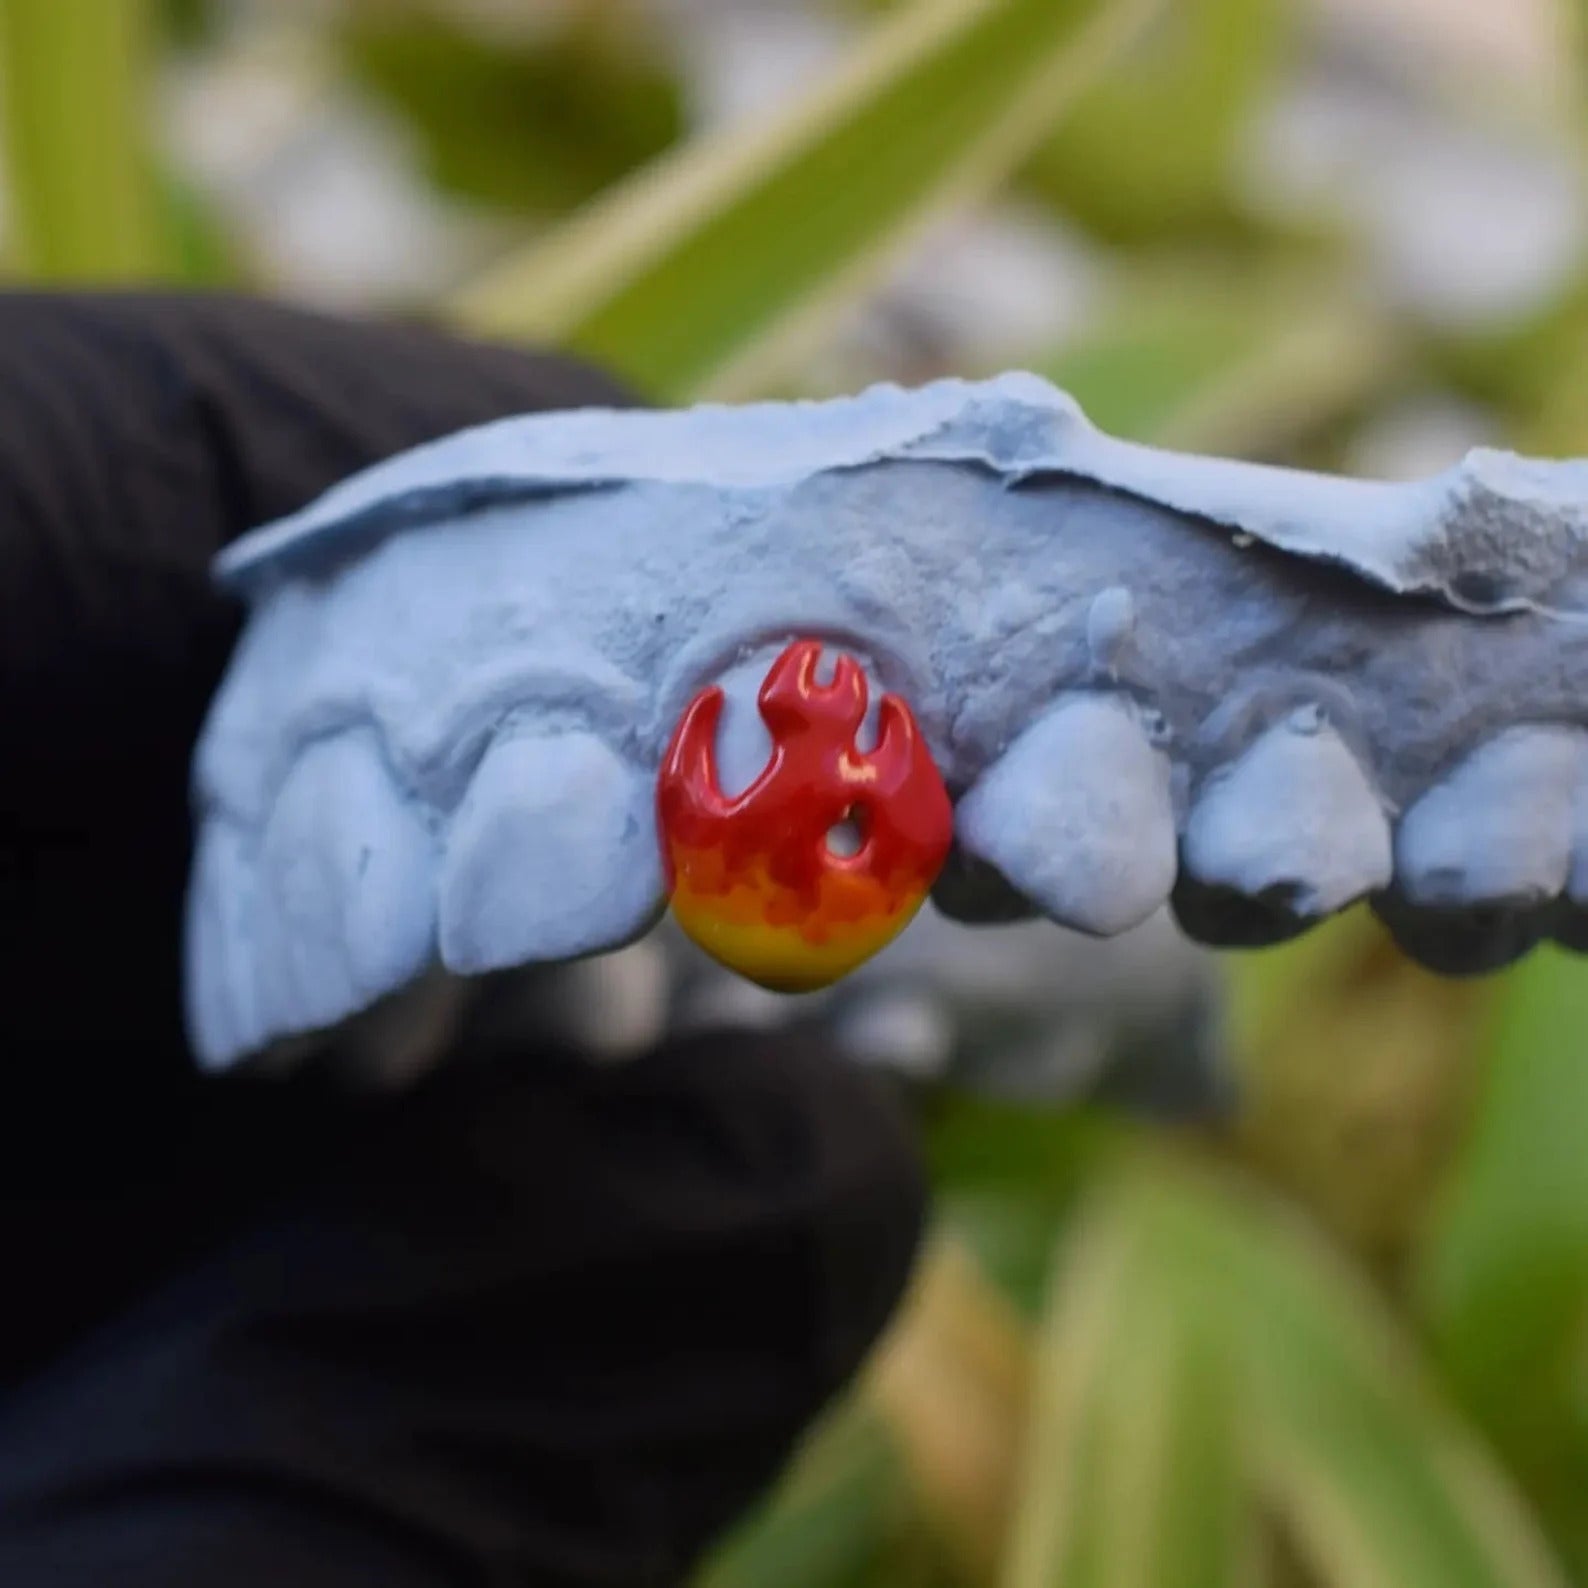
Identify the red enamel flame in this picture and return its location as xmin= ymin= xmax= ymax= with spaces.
xmin=657 ymin=638 xmax=953 ymax=990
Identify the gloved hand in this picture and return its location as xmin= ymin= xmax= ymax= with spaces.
xmin=0 ymin=292 xmax=925 ymax=1586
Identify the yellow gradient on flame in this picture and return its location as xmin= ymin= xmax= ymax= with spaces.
xmin=666 ymin=847 xmax=930 ymax=991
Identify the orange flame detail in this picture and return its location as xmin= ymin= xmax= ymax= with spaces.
xmin=658 ymin=638 xmax=953 ymax=990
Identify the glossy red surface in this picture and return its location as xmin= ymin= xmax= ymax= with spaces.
xmin=657 ymin=638 xmax=952 ymax=989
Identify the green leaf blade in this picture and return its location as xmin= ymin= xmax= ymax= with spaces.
xmin=1149 ymin=1166 xmax=1569 ymax=1588
xmin=1001 ymin=1187 xmax=1252 ymax=1588
xmin=694 ymin=1403 xmax=907 ymax=1588
xmin=1417 ymin=946 xmax=1588 ymax=1575
xmin=449 ymin=0 xmax=1164 ymax=399
xmin=0 ymin=0 xmax=178 ymax=281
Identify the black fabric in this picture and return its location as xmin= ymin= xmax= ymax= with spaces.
xmin=0 ymin=293 xmax=926 ymax=1585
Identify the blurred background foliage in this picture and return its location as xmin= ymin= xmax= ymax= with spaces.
xmin=4 ymin=0 xmax=1588 ymax=1582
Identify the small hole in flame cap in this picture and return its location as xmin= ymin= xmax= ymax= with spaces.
xmin=826 ymin=807 xmax=866 ymax=857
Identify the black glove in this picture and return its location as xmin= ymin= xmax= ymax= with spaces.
xmin=0 ymin=293 xmax=925 ymax=1587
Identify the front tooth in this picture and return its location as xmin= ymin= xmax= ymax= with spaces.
xmin=955 ymin=693 xmax=1176 ymax=936
xmin=438 ymin=730 xmax=663 ymax=974
xmin=1174 ymin=713 xmax=1392 ymax=946
xmin=253 ymin=728 xmax=438 ymax=1042
xmin=1376 ymin=726 xmax=1583 ymax=974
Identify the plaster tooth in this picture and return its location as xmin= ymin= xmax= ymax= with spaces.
xmin=439 ymin=730 xmax=663 ymax=975
xmin=1395 ymin=728 xmax=1581 ymax=907
xmin=1377 ymin=727 xmax=1584 ymax=973
xmin=250 ymin=729 xmax=437 ymax=1046
xmin=1173 ymin=715 xmax=1391 ymax=946
xmin=1548 ymin=767 xmax=1588 ymax=951
xmin=955 ymin=693 xmax=1176 ymax=936
xmin=183 ymin=817 xmax=263 ymax=1070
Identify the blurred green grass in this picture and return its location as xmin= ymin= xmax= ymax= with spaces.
xmin=7 ymin=2 xmax=1588 ymax=1582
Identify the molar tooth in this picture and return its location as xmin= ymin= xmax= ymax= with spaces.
xmin=1558 ymin=771 xmax=1588 ymax=911
xmin=1394 ymin=728 xmax=1581 ymax=909
xmin=1174 ymin=717 xmax=1391 ymax=946
xmin=1545 ymin=760 xmax=1588 ymax=952
xmin=955 ymin=693 xmax=1176 ymax=936
xmin=439 ymin=730 xmax=663 ymax=974
xmin=1377 ymin=727 xmax=1584 ymax=974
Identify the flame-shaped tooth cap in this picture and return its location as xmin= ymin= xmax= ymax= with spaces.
xmin=657 ymin=638 xmax=952 ymax=990
xmin=759 ymin=638 xmax=867 ymax=737
xmin=869 ymin=695 xmax=925 ymax=793
xmin=660 ymin=686 xmax=731 ymax=836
